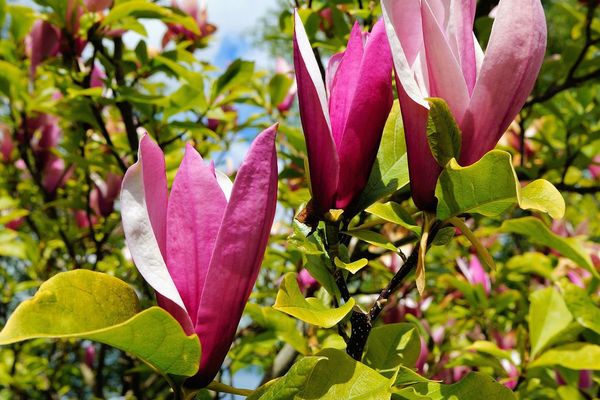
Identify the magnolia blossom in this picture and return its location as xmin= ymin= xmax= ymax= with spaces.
xmin=84 ymin=0 xmax=113 ymax=12
xmin=121 ymin=125 xmax=278 ymax=386
xmin=26 ymin=20 xmax=61 ymax=76
xmin=382 ymin=0 xmax=547 ymax=210
xmin=294 ymin=12 xmax=393 ymax=214
xmin=457 ymin=255 xmax=491 ymax=295
xmin=162 ymin=0 xmax=216 ymax=47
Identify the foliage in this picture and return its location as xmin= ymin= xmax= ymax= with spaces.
xmin=0 ymin=0 xmax=598 ymax=399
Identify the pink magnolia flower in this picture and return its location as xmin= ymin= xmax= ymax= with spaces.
xmin=382 ymin=0 xmax=547 ymax=210
xmin=90 ymin=172 xmax=122 ymax=217
xmin=162 ymin=0 xmax=216 ymax=48
xmin=120 ymin=125 xmax=278 ymax=386
xmin=90 ymin=65 xmax=106 ymax=89
xmin=293 ymin=12 xmax=393 ymax=214
xmin=457 ymin=255 xmax=491 ymax=295
xmin=26 ymin=20 xmax=61 ymax=76
xmin=84 ymin=0 xmax=113 ymax=12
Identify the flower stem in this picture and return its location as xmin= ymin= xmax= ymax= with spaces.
xmin=206 ymin=381 xmax=254 ymax=397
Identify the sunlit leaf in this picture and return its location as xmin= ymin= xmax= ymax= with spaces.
xmin=273 ymin=273 xmax=354 ymax=328
xmin=529 ymin=287 xmax=573 ymax=358
xmin=0 ymin=270 xmax=200 ymax=376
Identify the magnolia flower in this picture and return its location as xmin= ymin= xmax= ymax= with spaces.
xmin=84 ymin=0 xmax=113 ymax=12
xmin=294 ymin=12 xmax=393 ymax=214
xmin=162 ymin=0 xmax=216 ymax=47
xmin=382 ymin=0 xmax=547 ymax=210
xmin=90 ymin=65 xmax=106 ymax=89
xmin=457 ymin=256 xmax=491 ymax=295
xmin=91 ymin=172 xmax=122 ymax=217
xmin=26 ymin=20 xmax=61 ymax=76
xmin=120 ymin=125 xmax=278 ymax=386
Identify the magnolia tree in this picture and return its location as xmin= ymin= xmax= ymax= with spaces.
xmin=0 ymin=0 xmax=599 ymax=399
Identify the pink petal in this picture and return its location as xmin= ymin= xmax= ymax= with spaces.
xmin=460 ymin=0 xmax=546 ymax=165
xmin=120 ymin=135 xmax=188 ymax=319
xmin=166 ymin=144 xmax=227 ymax=323
xmin=421 ymin=0 xmax=470 ymax=121
xmin=447 ymin=0 xmax=477 ymax=93
xmin=381 ymin=0 xmax=429 ymax=108
xmin=335 ymin=18 xmax=394 ymax=210
xmin=293 ymin=11 xmax=339 ymax=213
xmin=397 ymin=79 xmax=440 ymax=211
xmin=193 ymin=125 xmax=278 ymax=385
xmin=328 ymin=22 xmax=365 ymax=148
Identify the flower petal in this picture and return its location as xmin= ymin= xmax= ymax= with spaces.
xmin=215 ymin=169 xmax=233 ymax=201
xmin=336 ymin=18 xmax=394 ymax=210
xmin=447 ymin=0 xmax=477 ymax=94
xmin=293 ymin=10 xmax=339 ymax=213
xmin=193 ymin=124 xmax=278 ymax=385
xmin=120 ymin=136 xmax=186 ymax=312
xmin=397 ymin=80 xmax=441 ymax=211
xmin=381 ymin=0 xmax=429 ymax=108
xmin=166 ymin=144 xmax=227 ymax=322
xmin=460 ymin=0 xmax=546 ymax=165
xmin=328 ymin=22 xmax=364 ymax=148
xmin=421 ymin=0 xmax=470 ymax=121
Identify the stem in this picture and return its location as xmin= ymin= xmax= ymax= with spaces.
xmin=206 ymin=381 xmax=253 ymax=397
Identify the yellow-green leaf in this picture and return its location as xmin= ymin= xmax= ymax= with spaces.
xmin=273 ymin=273 xmax=354 ymax=328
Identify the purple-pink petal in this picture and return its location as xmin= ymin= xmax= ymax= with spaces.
xmin=460 ymin=0 xmax=547 ymax=165
xmin=335 ymin=18 xmax=393 ymax=210
xmin=293 ymin=12 xmax=339 ymax=213
xmin=193 ymin=124 xmax=278 ymax=385
xmin=166 ymin=145 xmax=227 ymax=323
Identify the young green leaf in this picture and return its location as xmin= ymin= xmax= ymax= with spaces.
xmin=366 ymin=202 xmax=420 ymax=235
xmin=363 ymin=323 xmax=421 ymax=375
xmin=560 ymin=281 xmax=600 ymax=335
xmin=529 ymin=287 xmax=573 ymax=358
xmin=393 ymin=372 xmax=516 ymax=399
xmin=298 ymin=348 xmax=393 ymax=399
xmin=273 ymin=273 xmax=354 ymax=328
xmin=248 ymin=356 xmax=325 ymax=400
xmin=0 ymin=270 xmax=201 ymax=376
xmin=435 ymin=150 xmax=564 ymax=220
xmin=425 ymin=97 xmax=462 ymax=167
xmin=501 ymin=217 xmax=597 ymax=277
xmin=529 ymin=343 xmax=600 ymax=370
xmin=334 ymin=257 xmax=368 ymax=274
xmin=346 ymin=230 xmax=398 ymax=252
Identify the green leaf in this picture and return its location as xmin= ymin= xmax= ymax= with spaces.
xmin=0 ymin=270 xmax=200 ymax=377
xmin=298 ymin=348 xmax=392 ymax=399
xmin=273 ymin=273 xmax=354 ymax=328
xmin=352 ymin=101 xmax=409 ymax=213
xmin=248 ymin=356 xmax=324 ymax=400
xmin=365 ymin=202 xmax=420 ymax=235
xmin=394 ymin=365 xmax=433 ymax=387
xmin=393 ymin=372 xmax=516 ymax=399
xmin=519 ymin=179 xmax=565 ymax=220
xmin=425 ymin=97 xmax=461 ymax=167
xmin=244 ymin=303 xmax=309 ymax=355
xmin=211 ymin=60 xmax=255 ymax=102
xmin=529 ymin=343 xmax=600 ymax=370
xmin=560 ymin=281 xmax=600 ymax=334
xmin=103 ymin=1 xmax=199 ymax=34
xmin=363 ymin=323 xmax=421 ymax=375
xmin=501 ymin=217 xmax=597 ymax=277
xmin=346 ymin=230 xmax=398 ymax=252
xmin=269 ymin=73 xmax=293 ymax=108
xmin=431 ymin=226 xmax=455 ymax=246
xmin=529 ymin=287 xmax=573 ymax=358
xmin=467 ymin=341 xmax=512 ymax=361
xmin=435 ymin=150 xmax=564 ymax=220
xmin=334 ymin=257 xmax=368 ymax=274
